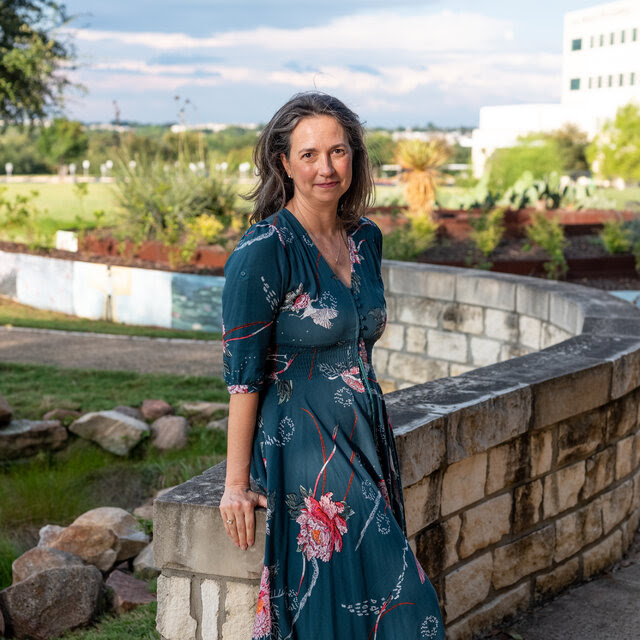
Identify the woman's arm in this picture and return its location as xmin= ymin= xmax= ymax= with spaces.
xmin=220 ymin=392 xmax=267 ymax=550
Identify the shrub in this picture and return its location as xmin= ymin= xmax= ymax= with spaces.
xmin=525 ymin=212 xmax=569 ymax=279
xmin=600 ymin=220 xmax=632 ymax=254
xmin=468 ymin=207 xmax=505 ymax=269
xmin=382 ymin=215 xmax=438 ymax=261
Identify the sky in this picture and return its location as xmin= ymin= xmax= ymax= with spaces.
xmin=61 ymin=0 xmax=599 ymax=128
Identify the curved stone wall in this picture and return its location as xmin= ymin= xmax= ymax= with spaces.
xmin=154 ymin=263 xmax=640 ymax=640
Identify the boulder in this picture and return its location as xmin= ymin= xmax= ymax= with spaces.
xmin=0 ymin=606 xmax=4 ymax=636
xmin=69 ymin=411 xmax=148 ymax=456
xmin=0 ymin=419 xmax=67 ymax=460
xmin=179 ymin=401 xmax=229 ymax=419
xmin=48 ymin=525 xmax=120 ymax=572
xmin=71 ymin=507 xmax=149 ymax=562
xmin=133 ymin=542 xmax=160 ymax=580
xmin=113 ymin=405 xmax=145 ymax=421
xmin=206 ymin=416 xmax=229 ymax=432
xmin=150 ymin=415 xmax=189 ymax=450
xmin=0 ymin=565 xmax=103 ymax=640
xmin=105 ymin=570 xmax=156 ymax=614
xmin=133 ymin=486 xmax=177 ymax=520
xmin=140 ymin=399 xmax=173 ymax=421
xmin=0 ymin=393 xmax=13 ymax=426
xmin=42 ymin=408 xmax=81 ymax=422
xmin=12 ymin=547 xmax=83 ymax=584
xmin=37 ymin=524 xmax=65 ymax=547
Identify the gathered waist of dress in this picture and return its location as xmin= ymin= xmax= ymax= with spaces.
xmin=264 ymin=341 xmax=373 ymax=382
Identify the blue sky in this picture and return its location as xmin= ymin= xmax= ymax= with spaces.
xmin=62 ymin=0 xmax=596 ymax=127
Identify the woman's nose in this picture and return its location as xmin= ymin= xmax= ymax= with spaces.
xmin=318 ymin=154 xmax=334 ymax=176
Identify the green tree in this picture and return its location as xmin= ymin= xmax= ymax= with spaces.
xmin=36 ymin=117 xmax=88 ymax=167
xmin=587 ymin=103 xmax=640 ymax=182
xmin=549 ymin=124 xmax=588 ymax=172
xmin=365 ymin=131 xmax=396 ymax=168
xmin=0 ymin=1 xmax=76 ymax=125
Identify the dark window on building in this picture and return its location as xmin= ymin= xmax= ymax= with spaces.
xmin=570 ymin=78 xmax=581 ymax=91
xmin=600 ymin=34 xmax=604 ymax=46
xmin=633 ymin=28 xmax=638 ymax=41
xmin=598 ymin=76 xmax=602 ymax=88
xmin=588 ymin=77 xmax=592 ymax=89
xmin=572 ymin=38 xmax=582 ymax=50
xmin=610 ymin=32 xmax=615 ymax=45
xmin=608 ymin=75 xmax=613 ymax=87
xmin=631 ymin=72 xmax=636 ymax=86
xmin=621 ymin=30 xmax=626 ymax=43
xmin=620 ymin=73 xmax=624 ymax=86
xmin=590 ymin=35 xmax=595 ymax=47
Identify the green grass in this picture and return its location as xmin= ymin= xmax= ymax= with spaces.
xmin=600 ymin=186 xmax=640 ymax=210
xmin=0 ymin=297 xmax=222 ymax=340
xmin=0 ymin=361 xmax=229 ymax=590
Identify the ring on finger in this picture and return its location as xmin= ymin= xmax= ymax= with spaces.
xmin=226 ymin=518 xmax=234 ymax=525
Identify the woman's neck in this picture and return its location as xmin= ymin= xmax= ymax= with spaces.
xmin=286 ymin=197 xmax=341 ymax=236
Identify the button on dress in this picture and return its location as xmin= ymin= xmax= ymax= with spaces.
xmin=222 ymin=208 xmax=444 ymax=639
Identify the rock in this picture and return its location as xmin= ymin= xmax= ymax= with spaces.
xmin=206 ymin=416 xmax=229 ymax=432
xmin=179 ymin=401 xmax=229 ymax=419
xmin=37 ymin=524 xmax=66 ymax=547
xmin=12 ymin=547 xmax=83 ymax=584
xmin=42 ymin=408 xmax=81 ymax=422
xmin=105 ymin=570 xmax=156 ymax=614
xmin=0 ymin=419 xmax=67 ymax=460
xmin=141 ymin=399 xmax=173 ymax=421
xmin=133 ymin=504 xmax=154 ymax=520
xmin=0 ymin=565 xmax=103 ymax=640
xmin=71 ymin=507 xmax=149 ymax=562
xmin=69 ymin=411 xmax=148 ymax=456
xmin=48 ymin=525 xmax=120 ymax=572
xmin=133 ymin=542 xmax=160 ymax=580
xmin=113 ymin=405 xmax=145 ymax=421
xmin=150 ymin=415 xmax=189 ymax=450
xmin=0 ymin=393 xmax=13 ymax=426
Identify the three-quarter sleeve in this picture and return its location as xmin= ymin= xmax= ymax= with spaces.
xmin=222 ymin=222 xmax=289 ymax=394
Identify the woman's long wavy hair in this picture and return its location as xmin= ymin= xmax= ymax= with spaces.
xmin=246 ymin=92 xmax=375 ymax=230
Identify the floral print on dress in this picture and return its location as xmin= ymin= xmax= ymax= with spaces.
xmin=281 ymin=284 xmax=338 ymax=329
xmin=252 ymin=565 xmax=272 ymax=639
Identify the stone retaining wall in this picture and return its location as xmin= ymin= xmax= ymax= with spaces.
xmin=154 ymin=262 xmax=640 ymax=640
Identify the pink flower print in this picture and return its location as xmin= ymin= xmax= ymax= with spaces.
xmin=296 ymin=492 xmax=348 ymax=562
xmin=228 ymin=384 xmax=250 ymax=394
xmin=358 ymin=339 xmax=368 ymax=366
xmin=348 ymin=235 xmax=362 ymax=265
xmin=292 ymin=292 xmax=311 ymax=311
xmin=252 ymin=565 xmax=271 ymax=638
xmin=340 ymin=366 xmax=365 ymax=393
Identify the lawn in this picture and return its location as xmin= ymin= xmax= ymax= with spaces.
xmin=0 ymin=297 xmax=222 ymax=340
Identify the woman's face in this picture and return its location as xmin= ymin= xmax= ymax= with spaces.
xmin=281 ymin=115 xmax=353 ymax=211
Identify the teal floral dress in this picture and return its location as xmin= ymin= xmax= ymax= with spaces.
xmin=222 ymin=208 xmax=444 ymax=639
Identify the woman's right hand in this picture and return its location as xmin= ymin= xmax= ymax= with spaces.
xmin=220 ymin=484 xmax=268 ymax=550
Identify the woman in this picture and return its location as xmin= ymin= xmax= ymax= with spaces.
xmin=220 ymin=92 xmax=444 ymax=639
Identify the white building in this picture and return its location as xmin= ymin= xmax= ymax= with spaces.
xmin=472 ymin=0 xmax=640 ymax=177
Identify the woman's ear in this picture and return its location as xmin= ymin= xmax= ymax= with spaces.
xmin=280 ymin=153 xmax=291 ymax=179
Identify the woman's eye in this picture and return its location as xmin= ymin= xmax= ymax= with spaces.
xmin=302 ymin=152 xmax=313 ymax=159
xmin=333 ymin=148 xmax=345 ymax=155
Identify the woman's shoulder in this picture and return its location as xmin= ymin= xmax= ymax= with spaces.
xmin=350 ymin=216 xmax=382 ymax=243
xmin=233 ymin=209 xmax=295 ymax=254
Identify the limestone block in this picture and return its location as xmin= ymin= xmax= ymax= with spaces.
xmin=535 ymin=557 xmax=580 ymax=600
xmin=69 ymin=411 xmax=148 ymax=456
xmin=459 ymin=493 xmax=511 ymax=558
xmin=444 ymin=552 xmax=493 ymax=622
xmin=492 ymin=526 xmax=554 ymax=589
xmin=622 ymin=510 xmax=640 ymax=551
xmin=427 ymin=329 xmax=468 ymax=363
xmin=583 ymin=447 xmax=616 ymax=499
xmin=105 ymin=570 xmax=156 ymax=614
xmin=606 ymin=391 xmax=639 ymax=442
xmin=156 ymin=575 xmax=197 ymax=640
xmin=141 ymin=398 xmax=173 ymax=421
xmin=396 ymin=296 xmax=443 ymax=327
xmin=516 ymin=284 xmax=551 ymax=320
xmin=48 ymin=524 xmax=120 ymax=572
xmin=388 ymin=265 xmax=456 ymax=301
xmin=441 ymin=453 xmax=487 ymax=516
xmin=519 ymin=316 xmax=542 ymax=350
xmin=446 ymin=583 xmax=530 ymax=640
xmin=548 ymin=294 xmax=583 ymax=334
xmin=513 ymin=480 xmax=543 ymax=534
xmin=456 ymin=274 xmax=516 ymax=311
xmin=200 ymin=579 xmax=220 ymax=640
xmin=12 ymin=546 xmax=83 ymax=584
xmin=543 ymin=462 xmax=586 ymax=519
xmin=443 ymin=516 xmax=461 ymax=569
xmin=378 ymin=379 xmax=397 ymax=394
xmin=556 ymin=406 xmax=606 ymax=466
xmin=0 ymin=419 xmax=67 ymax=460
xmin=469 ymin=336 xmax=502 ymax=366
xmin=372 ymin=346 xmax=389 ymax=374
xmin=554 ymin=502 xmax=602 ymax=563
xmin=377 ymin=322 xmax=405 ymax=351
xmin=611 ymin=345 xmax=640 ymax=399
xmin=387 ymin=352 xmax=448 ymax=384
xmin=222 ymin=580 xmax=258 ymax=639
xmin=500 ymin=343 xmax=531 ymax=362
xmin=406 ymin=326 xmax=428 ymax=353
xmin=484 ymin=308 xmax=519 ymax=343
xmin=583 ymin=530 xmax=623 ymax=578
xmin=415 ymin=523 xmax=448 ymax=580
xmin=635 ymin=433 xmax=640 ymax=469
xmin=540 ymin=322 xmax=572 ymax=349
xmin=616 ymin=436 xmax=635 ymax=480
xmin=601 ymin=480 xmax=633 ymax=534
xmin=150 ymin=415 xmax=189 ymax=450
xmin=404 ymin=473 xmax=441 ymax=538
xmin=487 ymin=437 xmax=529 ymax=495
xmin=395 ymin=417 xmax=446 ymax=486
xmin=0 ymin=565 xmax=103 ymax=640
xmin=530 ymin=429 xmax=553 ymax=477
xmin=450 ymin=363 xmax=475 ymax=376
xmin=441 ymin=303 xmax=484 ymax=335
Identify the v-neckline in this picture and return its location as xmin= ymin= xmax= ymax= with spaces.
xmin=283 ymin=207 xmax=353 ymax=291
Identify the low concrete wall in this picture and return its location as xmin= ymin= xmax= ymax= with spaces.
xmin=154 ymin=262 xmax=640 ymax=640
xmin=0 ymin=249 xmax=224 ymax=332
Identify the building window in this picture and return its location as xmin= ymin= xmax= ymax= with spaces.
xmin=571 ymin=38 xmax=582 ymax=51
xmin=621 ymin=30 xmax=626 ymax=43
xmin=588 ymin=77 xmax=592 ymax=89
xmin=570 ymin=78 xmax=580 ymax=91
xmin=633 ymin=28 xmax=637 ymax=41
xmin=608 ymin=75 xmax=613 ymax=87
xmin=620 ymin=73 xmax=624 ymax=86
xmin=632 ymin=72 xmax=636 ymax=86
xmin=590 ymin=35 xmax=595 ymax=47
xmin=598 ymin=76 xmax=602 ymax=88
xmin=610 ymin=32 xmax=615 ymax=45
xmin=600 ymin=34 xmax=604 ymax=46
